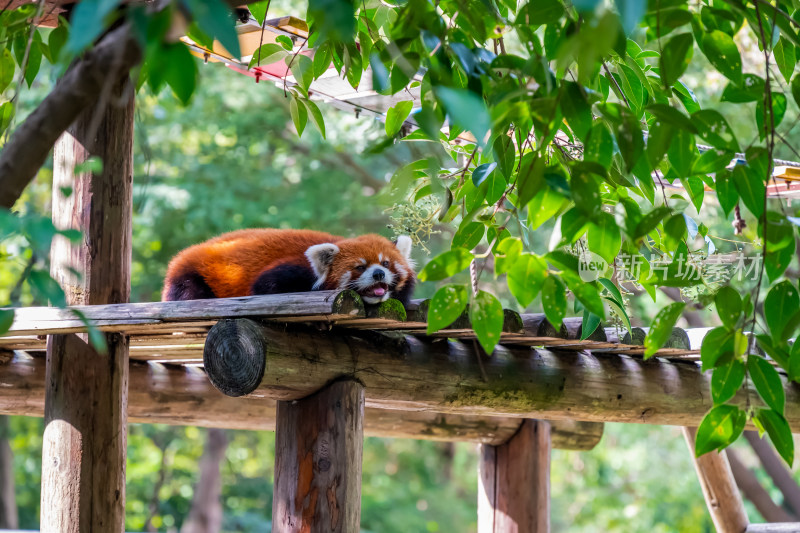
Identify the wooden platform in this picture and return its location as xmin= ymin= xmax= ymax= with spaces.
xmin=0 ymin=290 xmax=704 ymax=363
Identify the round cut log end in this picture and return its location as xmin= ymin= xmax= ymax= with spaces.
xmin=204 ymin=318 xmax=266 ymax=397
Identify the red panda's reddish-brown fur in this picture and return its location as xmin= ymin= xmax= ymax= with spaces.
xmin=162 ymin=228 xmax=415 ymax=304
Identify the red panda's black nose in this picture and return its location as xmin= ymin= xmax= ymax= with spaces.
xmin=372 ymin=270 xmax=386 ymax=281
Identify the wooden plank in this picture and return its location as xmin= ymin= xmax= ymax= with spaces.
xmin=272 ymin=380 xmax=364 ymax=533
xmin=0 ymin=353 xmax=607 ymax=448
xmin=42 ymin=83 xmax=134 ymax=533
xmin=683 ymin=427 xmax=749 ymax=533
xmin=746 ymin=524 xmax=800 ymax=532
xmin=1 ymin=290 xmax=365 ymax=336
xmin=202 ymin=320 xmax=800 ymax=428
xmin=479 ymin=420 xmax=550 ymax=533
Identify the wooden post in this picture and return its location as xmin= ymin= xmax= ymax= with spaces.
xmin=683 ymin=427 xmax=749 ymax=533
xmin=272 ymin=380 xmax=364 ymax=533
xmin=41 ymin=74 xmax=133 ymax=532
xmin=479 ymin=420 xmax=551 ymax=533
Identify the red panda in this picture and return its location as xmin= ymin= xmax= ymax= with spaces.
xmin=162 ymin=228 xmax=416 ymax=305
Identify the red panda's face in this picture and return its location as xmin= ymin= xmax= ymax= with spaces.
xmin=305 ymin=235 xmax=415 ymax=304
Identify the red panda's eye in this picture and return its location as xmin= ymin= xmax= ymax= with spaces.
xmin=355 ymin=265 xmax=366 ymax=272
xmin=381 ymin=261 xmax=390 ymax=268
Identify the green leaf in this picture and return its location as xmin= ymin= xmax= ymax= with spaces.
xmin=693 ymin=149 xmax=734 ymax=175
xmin=659 ymin=33 xmax=694 ymax=88
xmin=185 ymin=0 xmax=241 ymax=59
xmin=493 ymin=135 xmax=516 ymax=180
xmin=469 ymin=290 xmax=504 ymax=354
xmin=765 ymin=281 xmax=800 ymax=341
xmin=643 ymin=302 xmax=685 ymax=358
xmin=27 ymin=269 xmax=66 ymax=307
xmin=731 ymin=164 xmax=764 ymax=219
xmin=527 ymin=187 xmax=566 ymax=230
xmin=694 ymin=405 xmax=746 ymax=457
xmin=163 ymin=43 xmax=198 ymax=105
xmin=508 ymin=254 xmax=548 ymax=308
xmin=0 ymin=102 xmax=15 ymax=135
xmin=667 ymin=129 xmax=695 ymax=177
xmin=436 ymin=87 xmax=490 ymax=145
xmin=289 ymin=97 xmax=307 ymax=136
xmin=774 ymin=39 xmax=796 ymax=84
xmin=792 ymin=73 xmax=800 ymax=109
xmin=418 ymin=248 xmax=473 ymax=282
xmin=700 ymin=327 xmax=736 ymax=371
xmin=427 ymin=284 xmax=469 ymax=334
xmin=570 ymin=169 xmax=601 ymax=217
xmin=714 ymin=286 xmax=741 ymax=329
xmin=749 ymin=355 xmax=785 ymax=415
xmin=248 ymin=43 xmax=288 ymax=68
xmin=0 ymin=49 xmax=15 ymax=93
xmin=560 ymin=81 xmax=592 ymax=138
xmin=452 ymin=222 xmax=484 ymax=250
xmin=714 ymin=169 xmax=739 ymax=217
xmin=721 ymin=74 xmax=765 ymax=103
xmin=472 ymin=163 xmax=498 ymax=187
xmin=761 ymin=212 xmax=795 ymax=283
xmin=65 ymin=0 xmax=123 ymax=55
xmin=541 ymin=275 xmax=567 ymax=330
xmin=303 ymin=99 xmax=326 ymax=139
xmin=587 ymin=212 xmax=621 ymax=264
xmin=755 ymin=409 xmax=794 ymax=466
xmin=521 ymin=0 xmax=564 ymax=25
xmin=692 ymin=110 xmax=739 ymax=152
xmin=23 ymin=38 xmax=42 ymax=88
xmin=494 ymin=237 xmax=523 ymax=275
xmin=0 ymin=309 xmax=13 ymax=336
xmin=562 ymin=272 xmax=605 ymax=318
xmin=248 ymin=1 xmax=271 ymax=24
xmin=48 ymin=24 xmax=67 ymax=64
xmin=711 ymin=360 xmax=745 ymax=406
xmin=288 ymin=54 xmax=314 ymax=91
xmin=701 ymin=30 xmax=742 ymax=84
xmin=385 ymin=100 xmax=413 ymax=137
xmin=369 ymin=52 xmax=389 ymax=93
xmin=631 ymin=206 xmax=671 ymax=239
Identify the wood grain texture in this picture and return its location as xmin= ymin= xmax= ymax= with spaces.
xmin=479 ymin=420 xmax=551 ymax=533
xmin=273 ymin=380 xmax=364 ymax=533
xmin=2 ymin=290 xmax=364 ymax=336
xmin=42 ymin=78 xmax=133 ymax=533
xmin=0 ymin=353 xmax=605 ymax=448
xmin=203 ymin=320 xmax=800 ymax=429
xmin=683 ymin=427 xmax=749 ymax=533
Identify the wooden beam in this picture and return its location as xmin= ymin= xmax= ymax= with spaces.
xmin=0 ymin=353 xmax=603 ymax=449
xmin=727 ymin=448 xmax=796 ymax=522
xmin=272 ymin=380 xmax=364 ymax=533
xmin=683 ymin=427 xmax=749 ymax=533
xmin=479 ymin=420 xmax=550 ymax=532
xmin=41 ymin=75 xmax=133 ymax=532
xmin=202 ymin=319 xmax=800 ymax=429
xmin=746 ymin=524 xmax=800 ymax=532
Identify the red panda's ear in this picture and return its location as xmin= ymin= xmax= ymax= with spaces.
xmin=395 ymin=235 xmax=412 ymax=261
xmin=305 ymin=243 xmax=340 ymax=284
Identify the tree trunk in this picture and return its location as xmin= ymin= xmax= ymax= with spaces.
xmin=181 ymin=429 xmax=228 ymax=533
xmin=0 ymin=416 xmax=17 ymax=529
xmin=41 ymin=73 xmax=133 ymax=532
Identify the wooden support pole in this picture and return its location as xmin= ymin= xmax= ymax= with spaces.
xmin=479 ymin=420 xmax=551 ymax=533
xmin=683 ymin=427 xmax=749 ymax=533
xmin=272 ymin=380 xmax=364 ymax=533
xmin=41 ymin=75 xmax=133 ymax=532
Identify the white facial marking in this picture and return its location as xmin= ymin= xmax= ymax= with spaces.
xmin=359 ymin=258 xmax=367 ymax=265
xmin=379 ymin=253 xmax=384 ymax=262
xmin=337 ymin=271 xmax=352 ymax=290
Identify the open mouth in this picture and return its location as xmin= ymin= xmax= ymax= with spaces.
xmin=360 ymin=283 xmax=390 ymax=301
